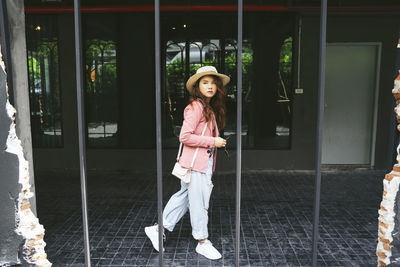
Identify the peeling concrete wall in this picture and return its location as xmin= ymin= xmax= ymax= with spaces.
xmin=377 ymin=165 xmax=400 ymax=266
xmin=0 ymin=50 xmax=23 ymax=267
xmin=6 ymin=0 xmax=36 ymax=216
xmin=377 ymin=39 xmax=400 ymax=266
xmin=0 ymin=47 xmax=51 ymax=266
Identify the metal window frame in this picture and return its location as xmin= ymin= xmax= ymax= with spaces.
xmin=70 ymin=0 xmax=328 ymax=266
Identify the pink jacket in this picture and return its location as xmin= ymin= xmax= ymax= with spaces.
xmin=178 ymin=100 xmax=219 ymax=173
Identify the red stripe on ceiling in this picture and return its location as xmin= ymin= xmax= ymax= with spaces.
xmin=24 ymin=4 xmax=400 ymax=13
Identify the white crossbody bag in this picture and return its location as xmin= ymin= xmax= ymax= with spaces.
xmin=172 ymin=122 xmax=208 ymax=183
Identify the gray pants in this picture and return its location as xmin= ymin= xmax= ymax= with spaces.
xmin=163 ymin=155 xmax=214 ymax=240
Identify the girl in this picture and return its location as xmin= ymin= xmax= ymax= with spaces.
xmin=145 ymin=66 xmax=229 ymax=260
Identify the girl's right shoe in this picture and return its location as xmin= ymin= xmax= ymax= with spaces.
xmin=144 ymin=224 xmax=165 ymax=252
xmin=195 ymin=240 xmax=222 ymax=260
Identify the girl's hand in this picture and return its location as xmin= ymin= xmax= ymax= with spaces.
xmin=214 ymin=137 xmax=226 ymax=148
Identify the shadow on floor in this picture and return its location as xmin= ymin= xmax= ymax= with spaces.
xmin=34 ymin=169 xmax=384 ymax=266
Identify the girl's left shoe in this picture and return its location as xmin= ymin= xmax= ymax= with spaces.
xmin=195 ymin=240 xmax=222 ymax=260
xmin=144 ymin=224 xmax=166 ymax=252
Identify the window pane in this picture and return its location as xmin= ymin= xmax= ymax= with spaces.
xmin=164 ymin=39 xmax=224 ymax=147
xmin=242 ymin=36 xmax=293 ymax=149
xmin=276 ymin=37 xmax=293 ymax=139
xmin=163 ymin=36 xmax=293 ymax=149
xmin=26 ymin=15 xmax=63 ymax=148
xmin=85 ymin=39 xmax=118 ymax=147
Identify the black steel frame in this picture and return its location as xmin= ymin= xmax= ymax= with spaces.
xmin=70 ymin=1 xmax=328 ymax=266
xmin=73 ymin=0 xmax=91 ymax=266
xmin=154 ymin=0 xmax=164 ymax=265
xmin=311 ymin=0 xmax=327 ymax=266
xmin=235 ymin=0 xmax=243 ymax=265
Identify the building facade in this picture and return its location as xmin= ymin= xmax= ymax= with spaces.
xmin=24 ymin=2 xmax=399 ymax=172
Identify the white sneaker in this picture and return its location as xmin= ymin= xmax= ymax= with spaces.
xmin=144 ymin=224 xmax=165 ymax=252
xmin=195 ymin=240 xmax=222 ymax=260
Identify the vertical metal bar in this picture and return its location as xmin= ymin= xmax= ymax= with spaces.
xmin=220 ymin=39 xmax=225 ymax=73
xmin=296 ymin=17 xmax=302 ymax=89
xmin=311 ymin=0 xmax=327 ymax=266
xmin=370 ymin=44 xmax=382 ymax=167
xmin=0 ymin=0 xmax=14 ymax=106
xmin=154 ymin=0 xmax=164 ymax=265
xmin=200 ymin=46 xmax=203 ymax=65
xmin=235 ymin=0 xmax=243 ymax=266
xmin=185 ymin=40 xmax=190 ymax=97
xmin=73 ymin=1 xmax=91 ymax=266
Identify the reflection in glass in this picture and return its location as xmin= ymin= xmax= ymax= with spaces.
xmin=85 ymin=39 xmax=118 ymax=147
xmin=163 ymin=36 xmax=293 ymax=149
xmin=26 ymin=15 xmax=63 ymax=148
xmin=276 ymin=37 xmax=293 ymax=139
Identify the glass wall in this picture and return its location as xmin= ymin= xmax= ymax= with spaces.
xmin=240 ymin=12 xmax=311 ymax=266
xmin=26 ymin=15 xmax=63 ymax=148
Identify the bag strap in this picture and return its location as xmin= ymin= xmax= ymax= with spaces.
xmin=176 ymin=122 xmax=208 ymax=169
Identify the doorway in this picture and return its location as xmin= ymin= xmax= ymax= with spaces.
xmin=322 ymin=43 xmax=381 ymax=165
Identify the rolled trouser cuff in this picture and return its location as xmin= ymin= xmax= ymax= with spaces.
xmin=162 ymin=217 xmax=175 ymax=232
xmin=192 ymin=230 xmax=208 ymax=240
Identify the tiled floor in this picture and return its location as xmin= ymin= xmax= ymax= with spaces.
xmin=35 ymin=169 xmax=384 ymax=266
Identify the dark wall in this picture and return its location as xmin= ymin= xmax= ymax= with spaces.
xmin=286 ymin=14 xmax=398 ymax=170
xmin=32 ymin=12 xmax=398 ymax=171
xmin=325 ymin=15 xmax=398 ymax=169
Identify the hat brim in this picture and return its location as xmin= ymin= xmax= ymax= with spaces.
xmin=186 ymin=72 xmax=230 ymax=94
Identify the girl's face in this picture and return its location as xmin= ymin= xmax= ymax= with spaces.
xmin=198 ymin=75 xmax=217 ymax=101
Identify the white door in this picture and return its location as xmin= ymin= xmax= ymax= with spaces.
xmin=322 ymin=43 xmax=380 ymax=165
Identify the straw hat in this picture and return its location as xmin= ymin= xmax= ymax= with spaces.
xmin=185 ymin=66 xmax=230 ymax=94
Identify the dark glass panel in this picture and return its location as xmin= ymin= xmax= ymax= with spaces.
xmin=83 ymin=16 xmax=118 ymax=147
xmin=26 ymin=15 xmax=63 ymax=148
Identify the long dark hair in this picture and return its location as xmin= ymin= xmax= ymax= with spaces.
xmin=189 ymin=75 xmax=227 ymax=130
